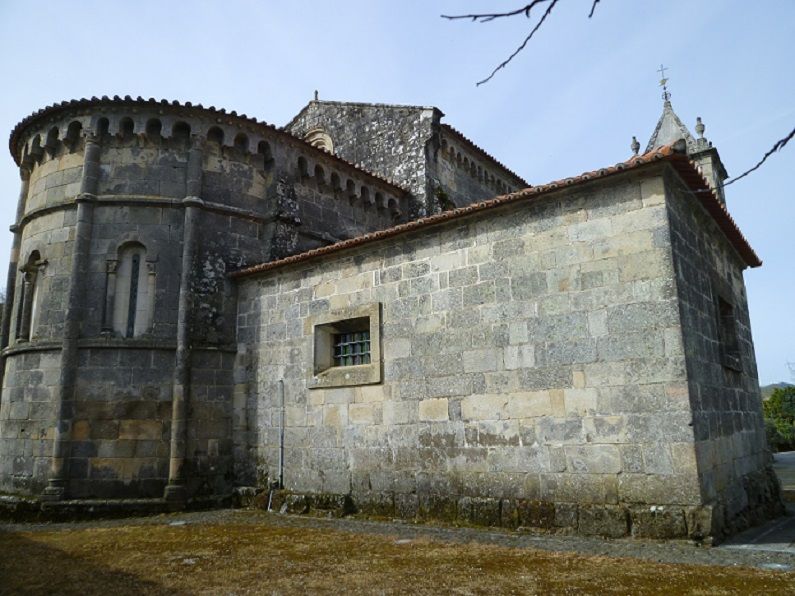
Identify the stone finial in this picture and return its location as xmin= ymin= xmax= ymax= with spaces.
xmin=631 ymin=136 xmax=640 ymax=156
xmin=314 ymin=90 xmax=319 ymax=101
xmin=695 ymin=117 xmax=705 ymax=139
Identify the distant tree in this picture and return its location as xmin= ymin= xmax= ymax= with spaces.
xmin=442 ymin=1 xmax=793 ymax=185
xmin=764 ymin=386 xmax=795 ymax=452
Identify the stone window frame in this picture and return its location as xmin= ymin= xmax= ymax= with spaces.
xmin=711 ymin=278 xmax=742 ymax=372
xmin=309 ymin=302 xmax=381 ymax=389
xmin=15 ymin=250 xmax=47 ymax=342
xmin=102 ymin=239 xmax=157 ymax=338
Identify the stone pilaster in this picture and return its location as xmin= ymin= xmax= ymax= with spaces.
xmin=164 ymin=139 xmax=203 ymax=503
xmin=0 ymin=168 xmax=31 ymax=386
xmin=41 ymin=134 xmax=101 ymax=500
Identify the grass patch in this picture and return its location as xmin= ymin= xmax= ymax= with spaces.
xmin=1 ymin=515 xmax=793 ymax=595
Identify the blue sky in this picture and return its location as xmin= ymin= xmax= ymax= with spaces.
xmin=0 ymin=1 xmax=792 ymax=384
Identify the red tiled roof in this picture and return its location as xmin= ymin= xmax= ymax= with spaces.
xmin=8 ymin=96 xmax=409 ymax=194
xmin=231 ymin=142 xmax=761 ymax=278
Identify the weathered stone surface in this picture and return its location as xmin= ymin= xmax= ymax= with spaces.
xmin=0 ymin=97 xmax=778 ymax=543
xmin=578 ymin=505 xmax=629 ymax=538
xmin=630 ymin=506 xmax=688 ymax=539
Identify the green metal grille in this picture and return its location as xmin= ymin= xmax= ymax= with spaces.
xmin=332 ymin=331 xmax=371 ymax=367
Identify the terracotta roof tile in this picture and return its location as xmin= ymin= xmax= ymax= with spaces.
xmin=231 ymin=143 xmax=760 ymax=278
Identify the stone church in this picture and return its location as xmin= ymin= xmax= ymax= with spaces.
xmin=0 ymin=94 xmax=781 ymax=540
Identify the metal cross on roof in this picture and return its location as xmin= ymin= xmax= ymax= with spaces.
xmin=658 ymin=64 xmax=671 ymax=103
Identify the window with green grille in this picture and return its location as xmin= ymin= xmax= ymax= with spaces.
xmin=332 ymin=331 xmax=371 ymax=367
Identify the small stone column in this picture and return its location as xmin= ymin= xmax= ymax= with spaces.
xmin=101 ymin=260 xmax=118 ymax=333
xmin=17 ymin=271 xmax=35 ymax=340
xmin=164 ymin=139 xmax=204 ymax=503
xmin=41 ymin=134 xmax=101 ymax=501
xmin=0 ymin=167 xmax=31 ymax=390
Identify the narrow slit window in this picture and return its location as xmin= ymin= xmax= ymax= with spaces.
xmin=112 ymin=242 xmax=153 ymax=338
xmin=126 ymin=253 xmax=141 ymax=338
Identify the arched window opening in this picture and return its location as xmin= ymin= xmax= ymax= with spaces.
xmin=360 ymin=186 xmax=371 ymax=206
xmin=346 ymin=179 xmax=356 ymax=202
xmin=44 ymin=127 xmax=59 ymax=155
xmin=96 ymin=117 xmax=110 ymax=138
xmin=65 ymin=121 xmax=83 ymax=150
xmin=15 ymin=251 xmax=44 ymax=342
xmin=172 ymin=121 xmax=191 ymax=142
xmin=145 ymin=118 xmax=162 ymax=140
xmin=29 ymin=135 xmax=44 ymax=163
xmin=388 ymin=198 xmax=400 ymax=216
xmin=330 ymin=172 xmax=341 ymax=193
xmin=297 ymin=156 xmax=309 ymax=179
xmin=303 ymin=128 xmax=334 ymax=153
xmin=112 ymin=243 xmax=154 ymax=338
xmin=314 ymin=164 xmax=326 ymax=186
xmin=375 ymin=192 xmax=385 ymax=211
xmin=207 ymin=126 xmax=224 ymax=145
xmin=119 ymin=117 xmax=135 ymax=140
xmin=234 ymin=132 xmax=249 ymax=152
xmin=257 ymin=141 xmax=273 ymax=168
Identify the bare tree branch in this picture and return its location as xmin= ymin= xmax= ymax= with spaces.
xmin=442 ymin=1 xmax=602 ymax=86
xmin=724 ymin=126 xmax=795 ymax=186
xmin=443 ymin=1 xmax=791 ymax=186
xmin=441 ymin=0 xmax=553 ymax=24
xmin=474 ymin=0 xmax=558 ymax=85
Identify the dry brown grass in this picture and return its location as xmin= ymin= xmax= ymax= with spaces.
xmin=1 ymin=517 xmax=793 ymax=595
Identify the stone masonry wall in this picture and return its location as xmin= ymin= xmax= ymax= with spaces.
xmin=429 ymin=128 xmax=527 ymax=210
xmin=237 ymin=165 xmax=719 ymax=539
xmin=286 ymin=102 xmax=529 ymax=217
xmin=285 ymin=101 xmax=437 ymax=217
xmin=0 ymin=349 xmax=61 ymax=494
xmin=1 ymin=130 xmax=82 ymax=494
xmin=665 ymin=170 xmax=782 ymax=535
xmin=1 ymin=98 xmax=414 ymax=500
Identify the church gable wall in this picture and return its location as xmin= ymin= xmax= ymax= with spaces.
xmin=237 ymin=167 xmax=729 ymax=539
xmin=286 ymin=102 xmax=435 ymax=217
xmin=663 ymin=170 xmax=781 ymax=536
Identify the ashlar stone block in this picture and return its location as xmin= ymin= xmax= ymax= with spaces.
xmin=418 ymin=398 xmax=449 ymax=422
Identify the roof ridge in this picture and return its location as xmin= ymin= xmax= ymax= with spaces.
xmin=283 ymin=99 xmax=436 ymax=131
xmin=232 ymin=142 xmax=759 ymax=278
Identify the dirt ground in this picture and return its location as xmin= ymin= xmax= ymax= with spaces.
xmin=2 ymin=510 xmax=795 ymax=595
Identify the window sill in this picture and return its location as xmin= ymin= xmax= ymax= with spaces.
xmin=309 ymin=362 xmax=381 ymax=389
